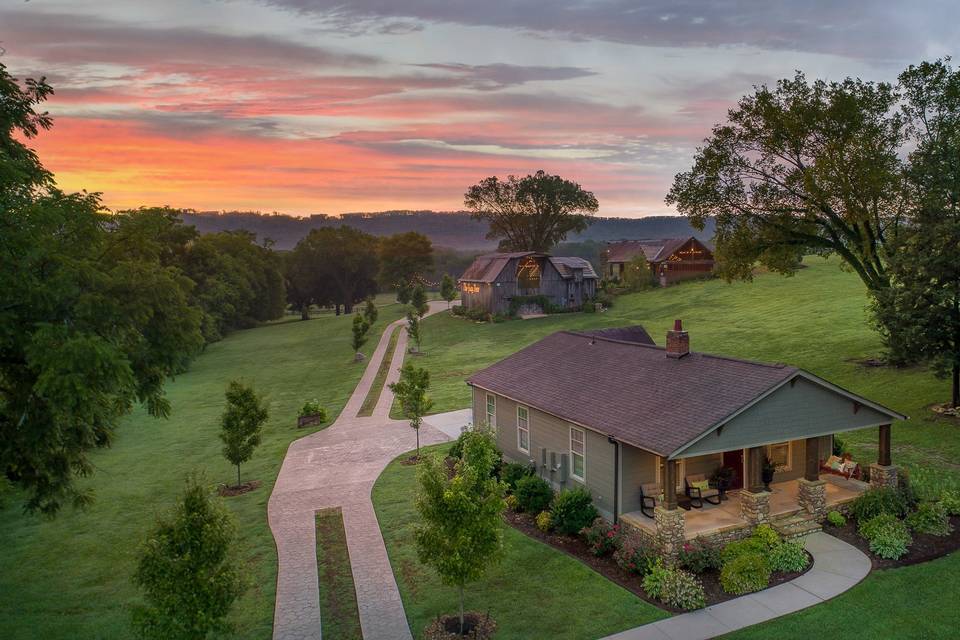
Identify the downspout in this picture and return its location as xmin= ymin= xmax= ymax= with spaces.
xmin=608 ymin=435 xmax=620 ymax=523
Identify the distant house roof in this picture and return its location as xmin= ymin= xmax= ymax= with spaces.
xmin=606 ymin=237 xmax=709 ymax=264
xmin=459 ymin=252 xmax=597 ymax=283
xmin=466 ymin=329 xmax=904 ymax=457
xmin=578 ymin=325 xmax=655 ymax=345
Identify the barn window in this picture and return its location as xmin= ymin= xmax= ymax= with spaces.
xmin=516 ymin=257 xmax=541 ymax=290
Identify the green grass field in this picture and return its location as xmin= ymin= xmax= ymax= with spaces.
xmin=417 ymin=257 xmax=959 ymax=480
xmin=316 ymin=509 xmax=362 ymax=640
xmin=0 ymin=305 xmax=405 ymax=639
xmin=372 ymin=444 xmax=668 ymax=639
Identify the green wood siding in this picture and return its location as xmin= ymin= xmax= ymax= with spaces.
xmin=677 ymin=376 xmax=892 ymax=458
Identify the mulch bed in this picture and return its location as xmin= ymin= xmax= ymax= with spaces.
xmin=217 ymin=480 xmax=262 ymax=497
xmin=400 ymin=455 xmax=422 ymax=466
xmin=824 ymin=515 xmax=960 ymax=569
xmin=504 ymin=510 xmax=811 ymax=613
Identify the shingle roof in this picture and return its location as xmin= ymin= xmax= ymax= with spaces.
xmin=578 ymin=325 xmax=655 ymax=345
xmin=467 ymin=330 xmax=798 ymax=456
xmin=548 ymin=257 xmax=599 ymax=280
xmin=606 ymin=237 xmax=706 ymax=264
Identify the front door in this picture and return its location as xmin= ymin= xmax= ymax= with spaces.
xmin=722 ymin=449 xmax=744 ymax=490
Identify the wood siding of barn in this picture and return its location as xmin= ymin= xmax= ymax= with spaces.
xmin=463 ymin=256 xmax=594 ymax=315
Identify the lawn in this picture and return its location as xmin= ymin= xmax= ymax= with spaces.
xmin=371 ymin=444 xmax=668 ymax=640
xmin=0 ymin=304 xmax=406 ymax=639
xmin=416 ymin=257 xmax=960 ymax=481
xmin=358 ymin=325 xmax=400 ymax=416
xmin=721 ymin=551 xmax=960 ymax=639
xmin=316 ymin=509 xmax=362 ymax=640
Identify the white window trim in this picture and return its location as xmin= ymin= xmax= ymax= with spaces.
xmin=766 ymin=441 xmax=793 ymax=472
xmin=485 ymin=393 xmax=496 ymax=429
xmin=516 ymin=405 xmax=530 ymax=454
xmin=570 ymin=426 xmax=586 ymax=482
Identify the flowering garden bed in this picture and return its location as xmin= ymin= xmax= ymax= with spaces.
xmin=504 ymin=509 xmax=811 ymax=612
xmin=825 ymin=514 xmax=960 ymax=569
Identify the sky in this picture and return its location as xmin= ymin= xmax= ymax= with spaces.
xmin=3 ymin=1 xmax=958 ymax=217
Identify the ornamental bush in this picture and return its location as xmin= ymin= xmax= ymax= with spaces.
xmin=826 ymin=510 xmax=847 ymax=527
xmin=500 ymin=462 xmax=534 ymax=493
xmin=859 ymin=513 xmax=913 ymax=559
xmin=850 ymin=487 xmax=909 ymax=523
xmin=720 ymin=537 xmax=767 ymax=564
xmin=720 ymin=552 xmax=771 ymax=595
xmin=504 ymin=494 xmax=518 ymax=511
xmin=514 ymin=475 xmax=553 ymax=514
xmin=549 ymin=488 xmax=599 ymax=535
xmin=752 ymin=524 xmax=781 ymax=549
xmin=535 ymin=511 xmax=552 ymax=532
xmin=906 ymin=502 xmax=953 ymax=536
xmin=298 ymin=399 xmax=326 ymax=419
xmin=580 ymin=518 xmax=622 ymax=557
xmin=613 ymin=530 xmax=656 ymax=575
xmin=642 ymin=560 xmax=706 ymax=611
xmin=769 ymin=541 xmax=810 ymax=573
xmin=941 ymin=489 xmax=960 ymax=516
xmin=677 ymin=537 xmax=722 ymax=573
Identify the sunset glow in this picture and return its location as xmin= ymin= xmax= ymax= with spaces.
xmin=4 ymin=1 xmax=957 ymax=216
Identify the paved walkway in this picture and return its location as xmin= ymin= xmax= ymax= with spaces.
xmin=602 ymin=532 xmax=871 ymax=640
xmin=422 ymin=408 xmax=473 ymax=440
xmin=268 ymin=301 xmax=454 ymax=640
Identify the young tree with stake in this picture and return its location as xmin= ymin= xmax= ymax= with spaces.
xmin=351 ymin=313 xmax=370 ymax=359
xmin=219 ymin=381 xmax=268 ymax=487
xmin=440 ymin=274 xmax=457 ymax=308
xmin=405 ymin=309 xmax=422 ymax=353
xmin=389 ymin=363 xmax=433 ymax=458
xmin=410 ymin=284 xmax=429 ymax=318
xmin=363 ymin=297 xmax=378 ymax=326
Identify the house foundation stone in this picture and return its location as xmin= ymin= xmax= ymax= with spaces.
xmin=797 ymin=478 xmax=827 ymax=520
xmin=739 ymin=490 xmax=770 ymax=525
xmin=654 ymin=506 xmax=686 ymax=561
xmin=869 ymin=464 xmax=899 ymax=490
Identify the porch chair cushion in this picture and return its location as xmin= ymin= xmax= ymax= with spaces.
xmin=690 ymin=479 xmax=710 ymax=492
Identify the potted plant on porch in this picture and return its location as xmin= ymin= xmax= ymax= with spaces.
xmin=710 ymin=466 xmax=735 ymax=500
xmin=761 ymin=456 xmax=776 ymax=491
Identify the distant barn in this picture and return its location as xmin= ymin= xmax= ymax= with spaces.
xmin=459 ymin=252 xmax=598 ymax=316
xmin=605 ymin=237 xmax=714 ymax=286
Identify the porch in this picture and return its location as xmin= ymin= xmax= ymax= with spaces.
xmin=621 ymin=475 xmax=868 ymax=540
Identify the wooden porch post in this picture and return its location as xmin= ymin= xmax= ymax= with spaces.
xmin=804 ymin=437 xmax=820 ymax=482
xmin=878 ymin=424 xmax=892 ymax=466
xmin=746 ymin=446 xmax=765 ymax=493
xmin=663 ymin=459 xmax=678 ymax=510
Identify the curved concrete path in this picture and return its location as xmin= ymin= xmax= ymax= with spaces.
xmin=602 ymin=531 xmax=872 ymax=640
xmin=268 ymin=301 xmax=455 ymax=640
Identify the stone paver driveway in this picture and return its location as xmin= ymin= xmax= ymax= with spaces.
xmin=268 ymin=301 xmax=454 ymax=640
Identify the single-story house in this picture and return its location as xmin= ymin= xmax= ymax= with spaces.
xmin=605 ymin=237 xmax=714 ymax=286
xmin=459 ymin=252 xmax=598 ymax=316
xmin=467 ymin=321 xmax=906 ymax=555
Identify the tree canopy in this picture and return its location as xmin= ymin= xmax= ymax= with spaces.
xmin=464 ymin=170 xmax=598 ymax=252
xmin=219 ymin=381 xmax=268 ymax=487
xmin=666 ymin=72 xmax=906 ymax=292
xmin=378 ymin=231 xmax=433 ymax=291
xmin=389 ymin=363 xmax=432 ymax=457
xmin=287 ymin=226 xmax=379 ymax=314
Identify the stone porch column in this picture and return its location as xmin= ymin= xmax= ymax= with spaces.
xmin=655 ymin=459 xmax=685 ymax=561
xmin=870 ymin=424 xmax=899 ymax=489
xmin=740 ymin=446 xmax=771 ymax=525
xmin=798 ymin=436 xmax=826 ymax=519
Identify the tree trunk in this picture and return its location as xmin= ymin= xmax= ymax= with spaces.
xmin=236 ymin=464 xmax=241 ymax=487
xmin=344 ymin=302 xmax=353 ymax=314
xmin=335 ymin=304 xmax=341 ymax=316
xmin=953 ymin=362 xmax=959 ymax=408
xmin=416 ymin=426 xmax=420 ymax=459
xmin=459 ymin=584 xmax=464 ymax=634
xmin=300 ymin=305 xmax=310 ymax=321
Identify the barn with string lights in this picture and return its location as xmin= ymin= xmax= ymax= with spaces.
xmin=458 ymin=252 xmax=598 ymax=316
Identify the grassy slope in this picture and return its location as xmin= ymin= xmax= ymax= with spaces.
xmin=0 ymin=305 xmax=405 ymax=640
xmin=372 ymin=444 xmax=668 ymax=640
xmin=722 ymin=552 xmax=960 ymax=639
xmin=418 ymin=257 xmax=959 ymax=479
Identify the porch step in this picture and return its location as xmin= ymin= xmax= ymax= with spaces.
xmin=771 ymin=514 xmax=822 ymax=541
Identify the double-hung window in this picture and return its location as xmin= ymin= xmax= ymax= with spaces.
xmin=485 ymin=394 xmax=496 ymax=429
xmin=570 ymin=427 xmax=585 ymax=481
xmin=517 ymin=406 xmax=530 ymax=453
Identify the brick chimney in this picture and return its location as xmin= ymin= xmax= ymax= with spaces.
xmin=666 ymin=319 xmax=689 ymax=358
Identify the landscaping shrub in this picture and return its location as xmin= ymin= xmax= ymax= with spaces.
xmin=504 ymin=494 xmax=518 ymax=511
xmin=752 ymin=524 xmax=781 ymax=549
xmin=720 ymin=537 xmax=767 ymax=564
xmin=850 ymin=487 xmax=909 ymax=523
xmin=832 ymin=433 xmax=847 ymax=457
xmin=594 ymin=290 xmax=614 ymax=309
xmin=826 ymin=510 xmax=847 ymax=527
xmin=769 ymin=541 xmax=810 ymax=573
xmin=298 ymin=399 xmax=327 ymax=420
xmin=549 ymin=488 xmax=599 ymax=535
xmin=677 ymin=537 xmax=722 ymax=573
xmin=535 ymin=511 xmax=552 ymax=532
xmin=859 ymin=513 xmax=913 ymax=560
xmin=514 ymin=475 xmax=553 ymax=514
xmin=580 ymin=518 xmax=622 ymax=557
xmin=613 ymin=530 xmax=656 ymax=575
xmin=448 ymin=432 xmax=469 ymax=460
xmin=642 ymin=560 xmax=706 ymax=611
xmin=906 ymin=502 xmax=953 ymax=536
xmin=450 ymin=305 xmax=466 ymax=317
xmin=720 ymin=552 xmax=771 ymax=595
xmin=941 ymin=489 xmax=960 ymax=516
xmin=500 ymin=462 xmax=533 ymax=493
